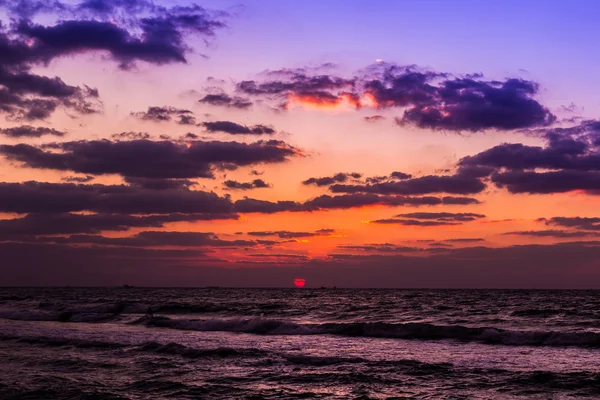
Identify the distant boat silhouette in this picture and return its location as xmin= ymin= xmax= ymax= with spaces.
xmin=122 ymin=284 xmax=134 ymax=289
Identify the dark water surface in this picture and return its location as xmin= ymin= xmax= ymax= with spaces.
xmin=1 ymin=288 xmax=599 ymax=399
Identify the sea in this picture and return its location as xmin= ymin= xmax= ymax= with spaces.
xmin=0 ymin=288 xmax=599 ymax=399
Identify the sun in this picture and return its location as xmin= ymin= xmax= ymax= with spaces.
xmin=294 ymin=278 xmax=306 ymax=288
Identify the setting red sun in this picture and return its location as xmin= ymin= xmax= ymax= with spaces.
xmin=294 ymin=278 xmax=306 ymax=288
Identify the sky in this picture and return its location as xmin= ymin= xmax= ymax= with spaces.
xmin=2 ymin=0 xmax=600 ymax=288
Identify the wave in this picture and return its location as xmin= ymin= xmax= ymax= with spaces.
xmin=134 ymin=316 xmax=600 ymax=347
xmin=137 ymin=341 xmax=268 ymax=359
xmin=285 ymin=354 xmax=365 ymax=366
xmin=0 ymin=310 xmax=121 ymax=323
xmin=0 ymin=334 xmax=128 ymax=349
xmin=0 ymin=333 xmax=269 ymax=360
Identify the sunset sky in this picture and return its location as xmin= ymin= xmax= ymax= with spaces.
xmin=2 ymin=0 xmax=600 ymax=287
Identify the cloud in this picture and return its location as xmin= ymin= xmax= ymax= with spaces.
xmin=28 ymin=231 xmax=257 ymax=248
xmin=201 ymin=121 xmax=275 ymax=135
xmin=131 ymin=106 xmax=194 ymax=123
xmin=0 ymin=125 xmax=64 ymax=138
xmin=395 ymin=212 xmax=486 ymax=221
xmin=0 ymin=212 xmax=235 ymax=236
xmin=364 ymin=115 xmax=385 ymax=122
xmin=370 ymin=211 xmax=485 ymax=226
xmin=111 ymin=131 xmax=151 ymax=140
xmin=458 ymin=120 xmax=600 ymax=194
xmin=490 ymin=170 xmax=600 ymax=194
xmin=0 ymin=0 xmax=228 ymax=120
xmin=5 ymin=241 xmax=600 ymax=287
xmin=246 ymin=253 xmax=309 ymax=260
xmin=223 ymin=179 xmax=272 ymax=190
xmin=234 ymin=198 xmax=304 ymax=213
xmin=0 ymin=181 xmax=475 ymax=217
xmin=540 ymin=217 xmax=600 ymax=231
xmin=0 ymin=64 xmax=101 ymax=120
xmin=62 ymin=175 xmax=94 ymax=183
xmin=236 ymin=63 xmax=554 ymax=131
xmin=199 ymin=94 xmax=253 ymax=109
xmin=12 ymin=3 xmax=227 ymax=69
xmin=238 ymin=74 xmax=355 ymax=96
xmin=504 ymin=230 xmax=596 ymax=238
xmin=370 ymin=218 xmax=461 ymax=226
xmin=247 ymin=229 xmax=335 ymax=239
xmin=429 ymin=242 xmax=453 ymax=247
xmin=0 ymin=139 xmax=302 ymax=179
xmin=237 ymin=72 xmax=358 ymax=111
xmin=443 ymin=238 xmax=485 ymax=243
xmin=364 ymin=171 xmax=413 ymax=184
xmin=337 ymin=244 xmax=419 ymax=253
xmin=330 ymin=174 xmax=486 ymax=195
xmin=395 ymin=77 xmax=555 ymax=131
xmin=302 ymin=172 xmax=362 ymax=186
xmin=124 ymin=176 xmax=195 ymax=190
xmin=234 ymin=194 xmax=479 ymax=213
xmin=0 ymin=181 xmax=236 ymax=214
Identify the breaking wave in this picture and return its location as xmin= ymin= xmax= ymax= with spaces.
xmin=134 ymin=316 xmax=600 ymax=347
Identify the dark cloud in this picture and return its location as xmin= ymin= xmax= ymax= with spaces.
xmin=504 ymin=230 xmax=596 ymax=238
xmin=236 ymin=63 xmax=554 ymax=132
xmin=177 ymin=114 xmax=197 ymax=125
xmin=198 ymin=94 xmax=253 ymax=109
xmin=0 ymin=212 xmax=235 ymax=236
xmin=395 ymin=212 xmax=486 ymax=222
xmin=370 ymin=218 xmax=461 ymax=226
xmin=131 ymin=106 xmax=193 ymax=123
xmin=223 ymin=179 xmax=272 ymax=190
xmin=111 ymin=131 xmax=151 ymax=140
xmin=370 ymin=211 xmax=485 ymax=226
xmin=302 ymin=172 xmax=363 ymax=187
xmin=124 ymin=176 xmax=195 ymax=190
xmin=6 ymin=241 xmax=600 ymax=287
xmin=234 ymin=198 xmax=304 ymax=213
xmin=247 ymin=253 xmax=309 ymax=260
xmin=30 ymin=231 xmax=256 ymax=248
xmin=237 ymin=74 xmax=355 ymax=96
xmin=429 ymin=242 xmax=453 ymax=247
xmin=247 ymin=229 xmax=334 ymax=239
xmin=364 ymin=171 xmax=412 ymax=184
xmin=201 ymin=121 xmax=275 ymax=135
xmin=0 ymin=181 xmax=474 ymax=218
xmin=62 ymin=175 xmax=94 ymax=183
xmin=1 ymin=0 xmax=233 ymax=120
xmin=330 ymin=174 xmax=486 ymax=195
xmin=395 ymin=77 xmax=555 ymax=131
xmin=0 ymin=125 xmax=64 ymax=138
xmin=0 ymin=181 xmax=236 ymax=214
xmin=236 ymin=71 xmax=359 ymax=111
xmin=234 ymin=194 xmax=480 ymax=213
xmin=443 ymin=238 xmax=485 ymax=243
xmin=0 ymin=139 xmax=301 ymax=179
xmin=461 ymin=142 xmax=599 ymax=172
xmin=390 ymin=171 xmax=412 ymax=180
xmin=12 ymin=2 xmax=227 ymax=69
xmin=337 ymin=244 xmax=419 ymax=253
xmin=0 ymin=63 xmax=101 ymax=120
xmin=364 ymin=115 xmax=385 ymax=122
xmin=491 ymin=170 xmax=600 ymax=194
xmin=458 ymin=120 xmax=600 ymax=194
xmin=540 ymin=217 xmax=600 ymax=231
xmin=304 ymin=194 xmax=480 ymax=210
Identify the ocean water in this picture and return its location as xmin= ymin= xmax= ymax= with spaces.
xmin=0 ymin=288 xmax=599 ymax=399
